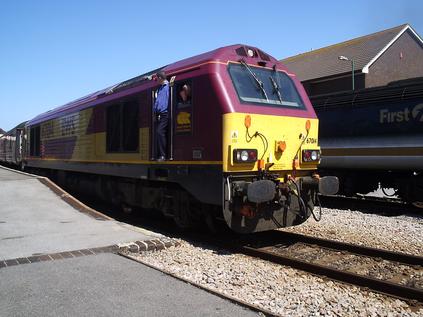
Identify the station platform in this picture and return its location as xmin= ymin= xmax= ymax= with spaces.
xmin=0 ymin=165 xmax=157 ymax=260
xmin=0 ymin=166 xmax=255 ymax=316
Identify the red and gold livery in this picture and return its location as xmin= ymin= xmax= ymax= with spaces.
xmin=10 ymin=45 xmax=338 ymax=233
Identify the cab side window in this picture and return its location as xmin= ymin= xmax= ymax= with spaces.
xmin=176 ymin=81 xmax=192 ymax=109
xmin=174 ymin=81 xmax=193 ymax=135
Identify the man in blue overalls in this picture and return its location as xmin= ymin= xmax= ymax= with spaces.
xmin=154 ymin=71 xmax=169 ymax=161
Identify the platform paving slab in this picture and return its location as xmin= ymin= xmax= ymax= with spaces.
xmin=0 ymin=166 xmax=159 ymax=260
xmin=0 ymin=167 xmax=35 ymax=181
xmin=0 ymin=253 xmax=257 ymax=317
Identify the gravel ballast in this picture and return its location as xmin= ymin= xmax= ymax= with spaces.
xmin=128 ymin=241 xmax=421 ymax=316
xmin=127 ymin=207 xmax=422 ymax=316
xmin=280 ymin=208 xmax=423 ymax=256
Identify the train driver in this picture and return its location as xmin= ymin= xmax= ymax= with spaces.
xmin=153 ymin=71 xmax=169 ymax=161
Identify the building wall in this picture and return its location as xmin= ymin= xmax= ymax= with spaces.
xmin=366 ymin=30 xmax=423 ymax=88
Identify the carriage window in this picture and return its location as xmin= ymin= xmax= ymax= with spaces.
xmin=106 ymin=104 xmax=120 ymax=152
xmin=175 ymin=81 xmax=193 ymax=134
xmin=106 ymin=101 xmax=139 ymax=152
xmin=122 ymin=101 xmax=139 ymax=151
xmin=30 ymin=126 xmax=40 ymax=157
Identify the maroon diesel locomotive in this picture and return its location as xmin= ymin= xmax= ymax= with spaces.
xmin=2 ymin=45 xmax=338 ymax=233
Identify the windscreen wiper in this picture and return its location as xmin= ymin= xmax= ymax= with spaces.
xmin=240 ymin=60 xmax=268 ymax=101
xmin=269 ymin=75 xmax=283 ymax=103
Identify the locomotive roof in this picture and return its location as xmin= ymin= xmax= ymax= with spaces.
xmin=27 ymin=45 xmax=281 ymax=126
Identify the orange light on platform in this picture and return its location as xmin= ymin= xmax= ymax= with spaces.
xmin=244 ymin=115 xmax=251 ymax=128
xmin=305 ymin=120 xmax=311 ymax=132
xmin=293 ymin=158 xmax=300 ymax=169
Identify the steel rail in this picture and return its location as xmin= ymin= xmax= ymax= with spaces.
xmin=234 ymin=244 xmax=423 ymax=302
xmin=268 ymin=231 xmax=423 ymax=266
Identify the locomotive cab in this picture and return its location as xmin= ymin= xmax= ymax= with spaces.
xmin=220 ymin=49 xmax=338 ymax=233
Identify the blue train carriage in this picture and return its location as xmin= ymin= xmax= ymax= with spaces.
xmin=312 ymin=77 xmax=423 ymax=207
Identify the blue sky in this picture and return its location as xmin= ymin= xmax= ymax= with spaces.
xmin=0 ymin=0 xmax=422 ymax=131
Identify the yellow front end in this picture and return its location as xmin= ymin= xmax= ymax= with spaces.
xmin=223 ymin=113 xmax=320 ymax=175
xmin=221 ymin=112 xmax=327 ymax=233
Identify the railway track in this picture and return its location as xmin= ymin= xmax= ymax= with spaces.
xmin=57 ymin=187 xmax=423 ymax=304
xmin=219 ymin=231 xmax=423 ymax=303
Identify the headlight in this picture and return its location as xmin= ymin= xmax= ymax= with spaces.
xmin=233 ymin=149 xmax=258 ymax=163
xmin=302 ymin=149 xmax=320 ymax=162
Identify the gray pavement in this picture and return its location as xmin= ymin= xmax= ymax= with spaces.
xmin=0 ymin=253 xmax=257 ymax=317
xmin=0 ymin=166 xmax=157 ymax=260
xmin=0 ymin=167 xmax=34 ymax=181
xmin=0 ymin=166 xmax=256 ymax=316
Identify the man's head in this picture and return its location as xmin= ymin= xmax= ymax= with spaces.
xmin=179 ymin=84 xmax=191 ymax=102
xmin=156 ymin=71 xmax=167 ymax=83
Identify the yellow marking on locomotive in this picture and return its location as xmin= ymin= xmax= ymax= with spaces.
xmin=177 ymin=112 xmax=191 ymax=125
xmin=222 ymin=113 xmax=320 ymax=173
xmin=71 ymin=108 xmax=96 ymax=160
xmin=26 ymin=157 xmax=222 ymax=165
xmin=139 ymin=127 xmax=150 ymax=160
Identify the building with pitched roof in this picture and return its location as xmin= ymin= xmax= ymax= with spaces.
xmin=281 ymin=24 xmax=423 ymax=97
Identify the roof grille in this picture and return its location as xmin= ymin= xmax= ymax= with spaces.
xmin=236 ymin=47 xmax=247 ymax=57
xmin=258 ymin=50 xmax=271 ymax=61
xmin=106 ymin=67 xmax=166 ymax=95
